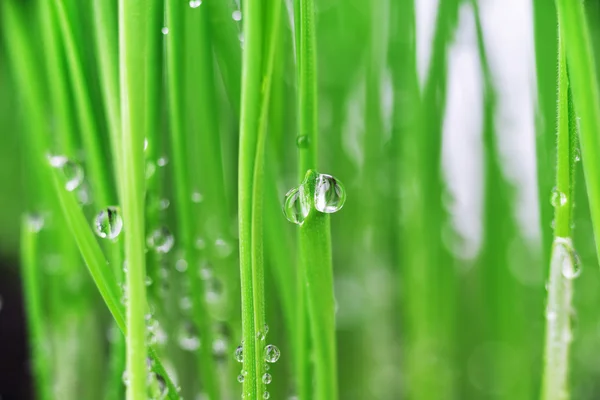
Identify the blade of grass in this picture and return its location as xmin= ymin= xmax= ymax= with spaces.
xmin=165 ymin=3 xmax=220 ymax=398
xmin=237 ymin=0 xmax=264 ymax=396
xmin=296 ymin=0 xmax=338 ymax=397
xmin=21 ymin=217 xmax=52 ymax=400
xmin=555 ymin=0 xmax=600 ymax=268
xmin=541 ymin=33 xmax=577 ymax=400
xmin=119 ymin=0 xmax=151 ymax=398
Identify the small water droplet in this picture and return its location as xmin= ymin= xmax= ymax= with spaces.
xmin=94 ymin=207 xmax=123 ymax=239
xmin=264 ymin=344 xmax=280 ymax=363
xmin=546 ymin=307 xmax=557 ymax=321
xmin=262 ymin=373 xmax=272 ymax=384
xmin=554 ymin=238 xmax=582 ymax=279
xmin=145 ymin=276 xmax=153 ymax=286
xmin=159 ymin=198 xmax=170 ymax=210
xmin=234 ymin=345 xmax=244 ymax=362
xmin=48 ymin=155 xmax=84 ymax=191
xmin=232 ymin=10 xmax=242 ymax=21
xmin=26 ymin=213 xmax=45 ymax=233
xmin=147 ymin=227 xmax=175 ymax=254
xmin=214 ymin=238 xmax=233 ymax=258
xmin=189 ymin=0 xmax=202 ymax=8
xmin=122 ymin=370 xmax=129 ymax=386
xmin=550 ymin=188 xmax=567 ymax=207
xmin=157 ymin=157 xmax=169 ymax=167
xmin=175 ymin=259 xmax=188 ymax=272
xmin=146 ymin=161 xmax=157 ymax=179
xmin=574 ymin=148 xmax=581 ymax=162
xmin=144 ymin=138 xmax=149 ymax=152
xmin=178 ymin=322 xmax=200 ymax=351
xmin=263 ymin=391 xmax=270 ymax=399
xmin=195 ymin=237 xmax=206 ymax=250
xmin=283 ymin=185 xmax=309 ymax=225
xmin=191 ymin=191 xmax=203 ymax=203
xmin=296 ymin=135 xmax=309 ymax=148
xmin=315 ymin=173 xmax=346 ymax=213
xmin=212 ymin=338 xmax=227 ymax=358
xmin=162 ymin=27 xmax=169 ymax=35
xmin=237 ymin=374 xmax=244 ymax=383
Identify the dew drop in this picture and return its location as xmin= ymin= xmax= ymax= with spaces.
xmin=234 ymin=345 xmax=244 ymax=362
xmin=157 ymin=157 xmax=169 ymax=167
xmin=178 ymin=322 xmax=200 ymax=351
xmin=283 ymin=185 xmax=309 ymax=225
xmin=262 ymin=373 xmax=272 ymax=384
xmin=315 ymin=173 xmax=346 ymax=213
xmin=94 ymin=207 xmax=123 ymax=239
xmin=212 ymin=337 xmax=227 ymax=358
xmin=554 ymin=237 xmax=582 ymax=279
xmin=147 ymin=227 xmax=175 ymax=254
xmin=146 ymin=161 xmax=157 ymax=179
xmin=195 ymin=237 xmax=206 ymax=250
xmin=214 ymin=238 xmax=233 ymax=258
xmin=189 ymin=0 xmax=202 ymax=8
xmin=574 ymin=148 xmax=581 ymax=162
xmin=237 ymin=374 xmax=244 ymax=383
xmin=162 ymin=27 xmax=169 ymax=35
xmin=122 ymin=370 xmax=129 ymax=386
xmin=264 ymin=344 xmax=280 ymax=363
xmin=191 ymin=191 xmax=203 ymax=203
xmin=550 ymin=188 xmax=567 ymax=207
xmin=175 ymin=259 xmax=188 ymax=272
xmin=48 ymin=155 xmax=84 ymax=192
xmin=232 ymin=10 xmax=242 ymax=21
xmin=144 ymin=138 xmax=149 ymax=152
xmin=263 ymin=391 xmax=270 ymax=399
xmin=26 ymin=213 xmax=45 ymax=233
xmin=296 ymin=135 xmax=309 ymax=148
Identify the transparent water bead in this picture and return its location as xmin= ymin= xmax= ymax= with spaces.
xmin=232 ymin=10 xmax=242 ymax=21
xmin=264 ymin=344 xmax=280 ymax=363
xmin=550 ymin=188 xmax=567 ymax=207
xmin=283 ymin=185 xmax=309 ymax=225
xmin=237 ymin=374 xmax=244 ymax=383
xmin=189 ymin=0 xmax=201 ymax=8
xmin=147 ymin=227 xmax=175 ymax=254
xmin=314 ymin=173 xmax=346 ymax=213
xmin=554 ymin=237 xmax=582 ymax=279
xmin=234 ymin=345 xmax=244 ymax=362
xmin=48 ymin=155 xmax=84 ymax=192
xmin=161 ymin=27 xmax=169 ymax=35
xmin=178 ymin=322 xmax=200 ymax=351
xmin=263 ymin=391 xmax=270 ymax=399
xmin=94 ymin=207 xmax=123 ymax=240
xmin=262 ymin=373 xmax=272 ymax=384
xmin=26 ymin=213 xmax=45 ymax=233
xmin=296 ymin=135 xmax=309 ymax=148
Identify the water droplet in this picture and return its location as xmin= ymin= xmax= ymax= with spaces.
xmin=175 ymin=259 xmax=188 ymax=272
xmin=178 ymin=322 xmax=200 ymax=351
xmin=262 ymin=373 xmax=272 ymax=384
xmin=232 ymin=10 xmax=242 ymax=21
xmin=283 ymin=185 xmax=309 ymax=225
xmin=314 ymin=173 xmax=346 ymax=213
xmin=26 ymin=213 xmax=44 ymax=233
xmin=145 ymin=276 xmax=153 ymax=286
xmin=195 ymin=237 xmax=206 ymax=250
xmin=179 ymin=297 xmax=192 ymax=310
xmin=264 ymin=344 xmax=280 ymax=363
xmin=296 ymin=135 xmax=309 ymax=148
xmin=158 ymin=199 xmax=170 ymax=210
xmin=157 ymin=157 xmax=169 ymax=167
xmin=146 ymin=161 xmax=157 ymax=179
xmin=550 ymin=188 xmax=567 ymax=207
xmin=94 ymin=207 xmax=123 ymax=240
xmin=48 ymin=155 xmax=84 ymax=191
xmin=191 ymin=191 xmax=203 ymax=203
xmin=122 ymin=370 xmax=129 ymax=386
xmin=574 ymin=148 xmax=581 ymax=162
xmin=189 ymin=0 xmax=201 ymax=8
xmin=546 ymin=307 xmax=557 ymax=321
xmin=214 ymin=238 xmax=233 ymax=258
xmin=147 ymin=227 xmax=175 ymax=254
xmin=237 ymin=374 xmax=244 ymax=383
xmin=212 ymin=337 xmax=227 ymax=358
xmin=554 ymin=237 xmax=582 ymax=279
xmin=162 ymin=27 xmax=169 ymax=35
xmin=144 ymin=138 xmax=149 ymax=152
xmin=234 ymin=345 xmax=244 ymax=362
xmin=263 ymin=391 xmax=270 ymax=399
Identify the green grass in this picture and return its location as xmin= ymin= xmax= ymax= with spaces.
xmin=5 ymin=0 xmax=600 ymax=399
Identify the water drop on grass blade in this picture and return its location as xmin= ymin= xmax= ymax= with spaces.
xmin=314 ymin=173 xmax=346 ymax=213
xmin=178 ymin=322 xmax=200 ymax=351
xmin=550 ymin=187 xmax=567 ymax=207
xmin=296 ymin=135 xmax=309 ymax=148
xmin=262 ymin=373 xmax=272 ymax=384
xmin=283 ymin=185 xmax=309 ymax=225
xmin=263 ymin=391 xmax=270 ymax=399
xmin=94 ymin=206 xmax=123 ymax=239
xmin=234 ymin=345 xmax=244 ymax=362
xmin=26 ymin=213 xmax=44 ymax=233
xmin=189 ymin=0 xmax=201 ymax=8
xmin=554 ymin=237 xmax=582 ymax=279
xmin=237 ymin=374 xmax=244 ymax=383
xmin=48 ymin=155 xmax=84 ymax=192
xmin=232 ymin=10 xmax=242 ymax=21
xmin=147 ymin=227 xmax=175 ymax=254
xmin=162 ymin=27 xmax=169 ymax=35
xmin=264 ymin=344 xmax=280 ymax=363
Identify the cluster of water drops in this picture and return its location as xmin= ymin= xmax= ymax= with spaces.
xmin=284 ymin=170 xmax=346 ymax=225
xmin=234 ymin=325 xmax=280 ymax=399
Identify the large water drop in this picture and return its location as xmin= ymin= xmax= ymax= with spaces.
xmin=94 ymin=207 xmax=123 ymax=239
xmin=264 ymin=344 xmax=280 ymax=363
xmin=314 ymin=173 xmax=346 ymax=213
xmin=283 ymin=185 xmax=309 ymax=225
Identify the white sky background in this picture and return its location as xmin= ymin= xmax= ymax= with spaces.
xmin=417 ymin=0 xmax=540 ymax=259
